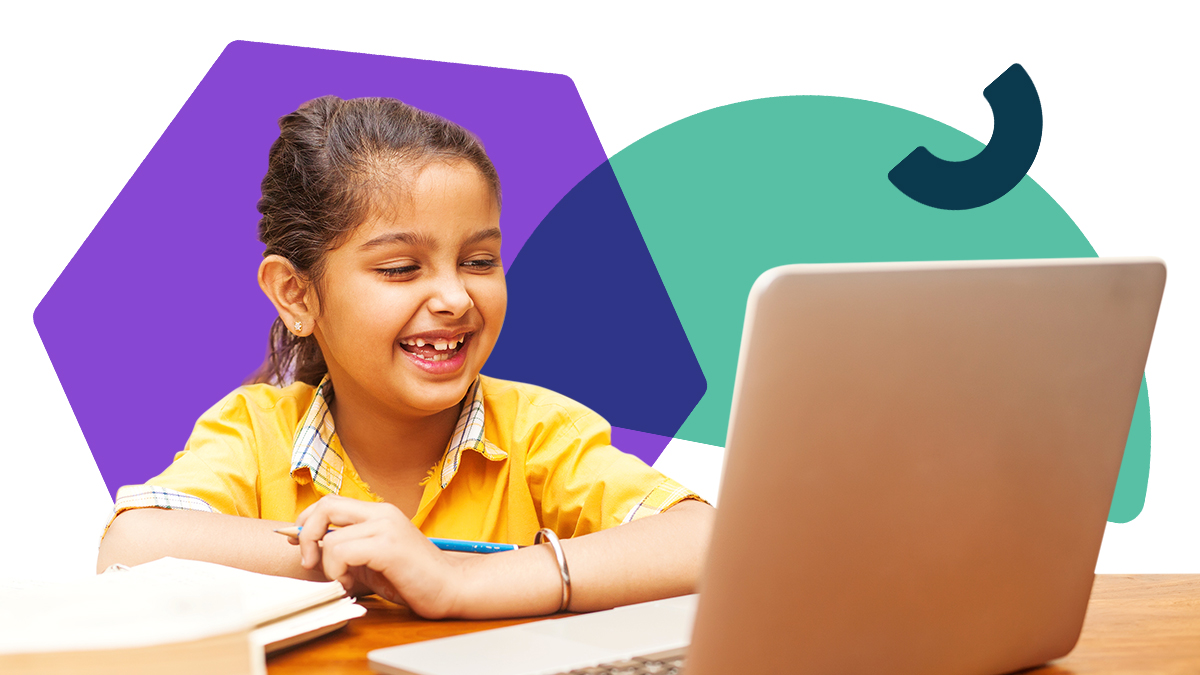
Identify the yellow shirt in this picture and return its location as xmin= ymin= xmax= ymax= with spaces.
xmin=112 ymin=375 xmax=698 ymax=544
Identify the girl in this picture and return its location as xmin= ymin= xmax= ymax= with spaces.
xmin=97 ymin=96 xmax=714 ymax=619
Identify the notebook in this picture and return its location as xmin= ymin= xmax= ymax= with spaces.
xmin=368 ymin=257 xmax=1165 ymax=675
xmin=0 ymin=557 xmax=365 ymax=674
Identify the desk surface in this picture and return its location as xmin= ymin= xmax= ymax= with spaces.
xmin=268 ymin=574 xmax=1200 ymax=674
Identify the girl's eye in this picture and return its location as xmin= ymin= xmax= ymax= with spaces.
xmin=378 ymin=265 xmax=419 ymax=278
xmin=463 ymin=259 xmax=500 ymax=270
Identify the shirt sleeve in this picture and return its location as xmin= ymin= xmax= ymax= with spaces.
xmin=109 ymin=391 xmax=263 ymax=527
xmin=526 ymin=404 xmax=705 ymax=539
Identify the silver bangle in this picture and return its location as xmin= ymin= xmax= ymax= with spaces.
xmin=535 ymin=527 xmax=571 ymax=613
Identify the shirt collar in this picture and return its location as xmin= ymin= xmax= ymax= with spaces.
xmin=289 ymin=375 xmax=505 ymax=495
xmin=438 ymin=377 xmax=508 ymax=488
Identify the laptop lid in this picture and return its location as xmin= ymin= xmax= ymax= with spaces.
xmin=687 ymin=258 xmax=1165 ymax=675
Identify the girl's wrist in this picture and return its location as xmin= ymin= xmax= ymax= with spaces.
xmin=438 ymin=552 xmax=481 ymax=619
xmin=437 ymin=546 xmax=563 ymax=619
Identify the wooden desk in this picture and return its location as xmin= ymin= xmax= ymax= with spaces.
xmin=268 ymin=575 xmax=1200 ymax=674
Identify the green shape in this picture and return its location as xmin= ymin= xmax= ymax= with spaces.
xmin=1109 ymin=376 xmax=1150 ymax=522
xmin=609 ymin=95 xmax=1150 ymax=523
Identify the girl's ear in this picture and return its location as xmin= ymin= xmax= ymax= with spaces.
xmin=259 ymin=255 xmax=319 ymax=337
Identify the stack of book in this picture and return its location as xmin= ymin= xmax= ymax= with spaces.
xmin=0 ymin=557 xmax=366 ymax=674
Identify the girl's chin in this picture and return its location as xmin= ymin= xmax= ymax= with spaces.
xmin=391 ymin=367 xmax=480 ymax=412
xmin=399 ymin=385 xmax=476 ymax=418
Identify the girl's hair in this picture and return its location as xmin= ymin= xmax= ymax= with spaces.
xmin=248 ymin=95 xmax=501 ymax=386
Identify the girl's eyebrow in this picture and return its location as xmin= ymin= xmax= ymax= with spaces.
xmin=464 ymin=227 xmax=502 ymax=246
xmin=358 ymin=227 xmax=501 ymax=251
xmin=359 ymin=231 xmax=436 ymax=250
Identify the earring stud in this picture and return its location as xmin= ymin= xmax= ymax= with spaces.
xmin=293 ymin=320 xmax=303 ymax=332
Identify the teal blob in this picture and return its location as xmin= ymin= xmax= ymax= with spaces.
xmin=1109 ymin=376 xmax=1150 ymax=523
xmin=609 ymin=95 xmax=1150 ymax=523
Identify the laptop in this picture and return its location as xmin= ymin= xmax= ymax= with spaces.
xmin=369 ymin=257 xmax=1165 ymax=675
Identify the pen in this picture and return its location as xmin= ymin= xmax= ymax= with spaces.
xmin=273 ymin=526 xmax=519 ymax=554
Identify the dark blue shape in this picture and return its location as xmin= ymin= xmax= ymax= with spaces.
xmin=484 ymin=161 xmax=706 ymax=439
xmin=889 ymin=63 xmax=1043 ymax=210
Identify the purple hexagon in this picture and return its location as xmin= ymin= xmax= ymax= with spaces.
xmin=35 ymin=41 xmax=618 ymax=497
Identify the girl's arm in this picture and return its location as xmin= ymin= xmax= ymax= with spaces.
xmin=97 ymin=508 xmax=325 ymax=581
xmin=457 ymin=499 xmax=715 ymax=617
xmin=293 ymin=495 xmax=715 ymax=619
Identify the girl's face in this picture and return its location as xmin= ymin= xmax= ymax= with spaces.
xmin=311 ymin=160 xmax=505 ymax=418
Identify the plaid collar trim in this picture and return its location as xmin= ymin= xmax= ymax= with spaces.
xmin=289 ymin=375 xmax=505 ymax=495
xmin=290 ymin=376 xmax=344 ymax=495
xmin=438 ymin=377 xmax=507 ymax=488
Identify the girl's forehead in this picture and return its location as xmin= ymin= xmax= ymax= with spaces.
xmin=347 ymin=163 xmax=501 ymax=249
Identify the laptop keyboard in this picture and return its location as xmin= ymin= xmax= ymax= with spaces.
xmin=558 ymin=647 xmax=687 ymax=674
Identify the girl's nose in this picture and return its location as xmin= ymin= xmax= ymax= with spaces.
xmin=427 ymin=273 xmax=474 ymax=317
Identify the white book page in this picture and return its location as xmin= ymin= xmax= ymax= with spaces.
xmin=0 ymin=557 xmax=348 ymax=654
xmin=0 ymin=569 xmax=248 ymax=653
xmin=130 ymin=558 xmax=347 ymax=626
xmin=251 ymin=597 xmax=366 ymax=653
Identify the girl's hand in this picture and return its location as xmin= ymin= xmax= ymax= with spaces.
xmin=291 ymin=495 xmax=463 ymax=618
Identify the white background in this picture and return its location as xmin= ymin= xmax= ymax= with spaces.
xmin=2 ymin=1 xmax=1196 ymax=581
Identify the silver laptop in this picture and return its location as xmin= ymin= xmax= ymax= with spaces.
xmin=369 ymin=257 xmax=1165 ymax=675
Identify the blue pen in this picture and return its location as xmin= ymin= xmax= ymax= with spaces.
xmin=274 ymin=525 xmax=519 ymax=554
xmin=427 ymin=537 xmax=519 ymax=554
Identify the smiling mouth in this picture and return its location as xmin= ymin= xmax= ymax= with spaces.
xmin=398 ymin=333 xmax=469 ymax=363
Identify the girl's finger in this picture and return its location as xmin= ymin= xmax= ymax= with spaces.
xmin=320 ymin=536 xmax=383 ymax=589
xmin=319 ymin=518 xmax=386 ymax=548
xmin=296 ymin=497 xmax=342 ymax=568
xmin=313 ymin=495 xmax=393 ymax=526
xmin=296 ymin=494 xmax=349 ymax=526
xmin=296 ymin=496 xmax=377 ymax=568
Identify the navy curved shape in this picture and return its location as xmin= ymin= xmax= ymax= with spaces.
xmin=889 ymin=63 xmax=1043 ymax=210
xmin=483 ymin=160 xmax=706 ymax=441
